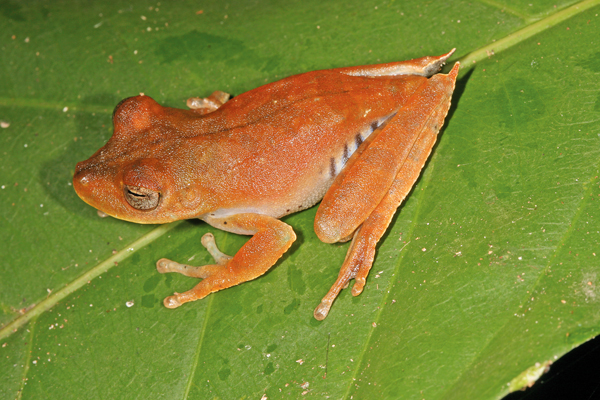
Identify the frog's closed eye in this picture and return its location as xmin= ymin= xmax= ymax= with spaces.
xmin=124 ymin=185 xmax=160 ymax=211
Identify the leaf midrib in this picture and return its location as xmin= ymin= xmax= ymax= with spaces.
xmin=0 ymin=222 xmax=182 ymax=340
xmin=458 ymin=0 xmax=600 ymax=71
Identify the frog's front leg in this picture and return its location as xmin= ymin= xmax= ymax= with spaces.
xmin=156 ymin=213 xmax=295 ymax=308
xmin=186 ymin=90 xmax=230 ymax=115
xmin=313 ymin=62 xmax=459 ymax=320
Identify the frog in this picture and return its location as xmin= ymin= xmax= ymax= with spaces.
xmin=73 ymin=50 xmax=459 ymax=320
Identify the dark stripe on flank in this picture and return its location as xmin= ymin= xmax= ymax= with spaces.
xmin=329 ymin=157 xmax=336 ymax=178
xmin=343 ymin=143 xmax=349 ymax=163
xmin=355 ymin=133 xmax=363 ymax=148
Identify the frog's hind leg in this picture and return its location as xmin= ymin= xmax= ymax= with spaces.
xmin=186 ymin=90 xmax=231 ymax=115
xmin=313 ymin=62 xmax=459 ymax=320
xmin=337 ymin=49 xmax=455 ymax=78
xmin=313 ymin=110 xmax=443 ymax=319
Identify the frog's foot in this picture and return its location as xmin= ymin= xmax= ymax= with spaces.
xmin=314 ymin=228 xmax=377 ymax=320
xmin=156 ymin=233 xmax=233 ymax=308
xmin=186 ymin=91 xmax=231 ymax=115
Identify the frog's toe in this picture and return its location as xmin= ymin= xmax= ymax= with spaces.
xmin=314 ymin=228 xmax=378 ymax=319
xmin=351 ymin=276 xmax=366 ymax=296
xmin=163 ymin=294 xmax=182 ymax=309
xmin=156 ymin=257 xmax=224 ymax=278
xmin=201 ymin=233 xmax=232 ymax=265
xmin=156 ymin=258 xmax=192 ymax=275
xmin=156 ymin=258 xmax=173 ymax=273
xmin=314 ymin=300 xmax=332 ymax=321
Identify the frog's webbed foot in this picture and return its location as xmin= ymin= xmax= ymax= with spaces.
xmin=187 ymin=90 xmax=230 ymax=115
xmin=156 ymin=233 xmax=232 ymax=308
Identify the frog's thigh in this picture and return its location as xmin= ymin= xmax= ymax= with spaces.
xmin=315 ymin=64 xmax=458 ymax=244
xmin=161 ymin=213 xmax=296 ymax=308
xmin=337 ymin=49 xmax=454 ymax=78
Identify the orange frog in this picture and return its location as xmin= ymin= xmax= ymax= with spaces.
xmin=73 ymin=50 xmax=459 ymax=320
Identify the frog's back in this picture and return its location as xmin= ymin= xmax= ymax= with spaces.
xmin=204 ymin=69 xmax=426 ymax=130
xmin=197 ymin=69 xmax=429 ymax=219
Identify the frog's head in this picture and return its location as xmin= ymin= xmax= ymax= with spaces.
xmin=74 ymin=155 xmax=171 ymax=224
xmin=73 ymin=95 xmax=208 ymax=224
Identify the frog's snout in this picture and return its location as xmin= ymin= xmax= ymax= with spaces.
xmin=73 ymin=161 xmax=95 ymax=200
xmin=73 ymin=159 xmax=112 ymax=207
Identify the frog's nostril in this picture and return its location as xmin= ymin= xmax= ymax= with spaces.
xmin=74 ymin=160 xmax=92 ymax=177
xmin=73 ymin=166 xmax=88 ymax=183
xmin=73 ymin=166 xmax=95 ymax=195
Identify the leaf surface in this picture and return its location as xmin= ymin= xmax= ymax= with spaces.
xmin=1 ymin=1 xmax=600 ymax=399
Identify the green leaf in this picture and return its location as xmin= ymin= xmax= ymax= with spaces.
xmin=1 ymin=0 xmax=600 ymax=398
